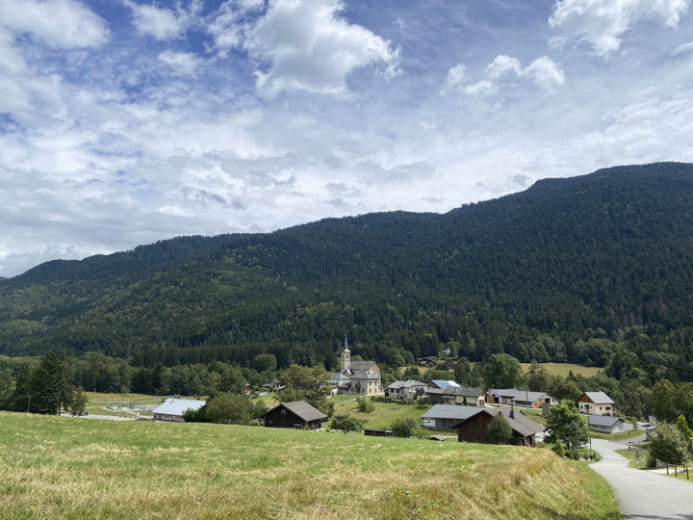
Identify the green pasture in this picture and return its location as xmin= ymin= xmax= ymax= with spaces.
xmin=0 ymin=411 xmax=619 ymax=520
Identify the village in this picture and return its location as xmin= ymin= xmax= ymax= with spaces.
xmin=148 ymin=340 xmax=626 ymax=450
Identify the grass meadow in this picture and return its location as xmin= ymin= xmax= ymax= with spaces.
xmin=0 ymin=411 xmax=619 ymax=520
xmin=519 ymin=363 xmax=602 ymax=378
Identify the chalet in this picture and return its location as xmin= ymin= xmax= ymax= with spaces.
xmin=263 ymin=401 xmax=327 ymax=430
xmin=420 ymin=404 xmax=481 ymax=430
xmin=587 ymin=414 xmax=625 ymax=434
xmin=329 ymin=336 xmax=382 ymax=396
xmin=385 ymin=380 xmax=428 ymax=400
xmin=152 ymin=398 xmax=206 ymax=422
xmin=577 ymin=392 xmax=615 ymax=416
xmin=426 ymin=386 xmax=486 ymax=406
xmin=453 ymin=407 xmax=544 ymax=447
xmin=487 ymin=388 xmax=558 ymax=409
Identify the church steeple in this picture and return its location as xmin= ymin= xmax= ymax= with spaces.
xmin=340 ymin=334 xmax=351 ymax=373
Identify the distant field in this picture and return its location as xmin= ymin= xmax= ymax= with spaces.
xmin=520 ymin=363 xmax=602 ymax=378
xmin=0 ymin=412 xmax=618 ymax=520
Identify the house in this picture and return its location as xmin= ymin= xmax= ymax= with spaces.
xmin=263 ymin=401 xmax=327 ymax=430
xmin=587 ymin=414 xmax=625 ymax=434
xmin=329 ymin=336 xmax=382 ymax=396
xmin=577 ymin=392 xmax=615 ymax=416
xmin=152 ymin=398 xmax=206 ymax=422
xmin=385 ymin=380 xmax=428 ymax=400
xmin=420 ymin=404 xmax=481 ymax=430
xmin=453 ymin=407 xmax=544 ymax=447
xmin=486 ymin=388 xmax=558 ymax=409
xmin=260 ymin=380 xmax=286 ymax=392
xmin=426 ymin=386 xmax=486 ymax=406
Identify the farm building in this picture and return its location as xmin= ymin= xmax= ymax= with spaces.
xmin=426 ymin=386 xmax=486 ymax=406
xmin=486 ymin=388 xmax=558 ymax=409
xmin=420 ymin=404 xmax=481 ymax=430
xmin=263 ymin=401 xmax=327 ymax=430
xmin=152 ymin=398 xmax=206 ymax=422
xmin=587 ymin=414 xmax=624 ymax=434
xmin=453 ymin=407 xmax=544 ymax=447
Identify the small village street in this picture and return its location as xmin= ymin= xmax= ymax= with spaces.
xmin=591 ymin=438 xmax=693 ymax=520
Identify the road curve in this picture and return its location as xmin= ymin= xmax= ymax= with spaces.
xmin=591 ymin=438 xmax=693 ymax=520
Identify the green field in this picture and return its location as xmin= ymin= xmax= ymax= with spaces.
xmin=331 ymin=395 xmax=430 ymax=430
xmin=0 ymin=412 xmax=619 ymax=520
xmin=520 ymin=363 xmax=602 ymax=378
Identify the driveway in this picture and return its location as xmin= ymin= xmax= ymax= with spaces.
xmin=591 ymin=438 xmax=693 ymax=520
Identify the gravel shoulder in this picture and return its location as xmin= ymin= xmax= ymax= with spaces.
xmin=591 ymin=438 xmax=693 ymax=520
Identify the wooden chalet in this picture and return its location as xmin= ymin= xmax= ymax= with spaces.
xmin=263 ymin=401 xmax=327 ymax=430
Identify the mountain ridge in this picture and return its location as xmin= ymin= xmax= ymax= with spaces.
xmin=2 ymin=161 xmax=693 ymax=373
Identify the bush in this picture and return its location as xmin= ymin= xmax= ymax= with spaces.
xmin=356 ymin=397 xmax=375 ymax=413
xmin=391 ymin=417 xmax=422 ymax=438
xmin=331 ymin=414 xmax=365 ymax=432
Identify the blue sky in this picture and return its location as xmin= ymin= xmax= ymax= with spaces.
xmin=1 ymin=0 xmax=693 ymax=277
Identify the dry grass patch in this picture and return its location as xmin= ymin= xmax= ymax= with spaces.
xmin=0 ymin=412 xmax=618 ymax=520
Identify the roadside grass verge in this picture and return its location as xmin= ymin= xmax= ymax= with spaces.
xmin=590 ymin=429 xmax=644 ymax=442
xmin=0 ymin=411 xmax=619 ymax=520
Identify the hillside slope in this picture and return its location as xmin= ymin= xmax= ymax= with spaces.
xmin=2 ymin=162 xmax=693 ymax=369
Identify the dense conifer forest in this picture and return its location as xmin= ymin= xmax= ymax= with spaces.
xmin=2 ymin=162 xmax=693 ymax=383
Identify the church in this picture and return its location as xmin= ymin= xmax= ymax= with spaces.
xmin=329 ymin=336 xmax=382 ymax=396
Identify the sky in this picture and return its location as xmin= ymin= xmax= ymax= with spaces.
xmin=1 ymin=0 xmax=693 ymax=278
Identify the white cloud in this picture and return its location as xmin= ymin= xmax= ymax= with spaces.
xmin=549 ymin=0 xmax=692 ymax=56
xmin=442 ymin=63 xmax=465 ymax=91
xmin=446 ymin=55 xmax=564 ymax=96
xmin=523 ymin=56 xmax=566 ymax=90
xmin=486 ymin=55 xmax=522 ymax=80
xmin=0 ymin=0 xmax=109 ymax=48
xmin=244 ymin=0 xmax=399 ymax=97
xmin=124 ymin=0 xmax=185 ymax=40
xmin=158 ymin=51 xmax=202 ymax=75
xmin=672 ymin=41 xmax=693 ymax=55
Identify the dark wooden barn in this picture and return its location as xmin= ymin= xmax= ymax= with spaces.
xmin=263 ymin=401 xmax=327 ymax=430
xmin=453 ymin=407 xmax=543 ymax=447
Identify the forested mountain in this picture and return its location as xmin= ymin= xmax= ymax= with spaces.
xmin=2 ymin=162 xmax=693 ymax=377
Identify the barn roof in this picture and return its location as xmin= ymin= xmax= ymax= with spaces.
xmin=276 ymin=401 xmax=327 ymax=423
xmin=153 ymin=398 xmax=206 ymax=417
xmin=587 ymin=415 xmax=622 ymax=428
xmin=421 ymin=404 xmax=480 ymax=421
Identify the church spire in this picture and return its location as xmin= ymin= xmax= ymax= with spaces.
xmin=341 ymin=334 xmax=351 ymax=373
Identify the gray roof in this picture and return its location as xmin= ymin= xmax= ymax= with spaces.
xmin=427 ymin=386 xmax=484 ymax=398
xmin=387 ymin=380 xmax=427 ymax=390
xmin=453 ymin=407 xmax=544 ymax=438
xmin=276 ymin=401 xmax=327 ymax=423
xmin=583 ymin=392 xmax=614 ymax=404
xmin=421 ymin=404 xmax=481 ymax=421
xmin=153 ymin=398 xmax=206 ymax=417
xmin=349 ymin=361 xmax=377 ymax=371
xmin=489 ymin=388 xmax=555 ymax=403
xmin=431 ymin=380 xmax=461 ymax=389
xmin=587 ymin=415 xmax=622 ymax=427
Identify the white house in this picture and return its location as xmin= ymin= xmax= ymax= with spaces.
xmin=577 ymin=392 xmax=615 ymax=416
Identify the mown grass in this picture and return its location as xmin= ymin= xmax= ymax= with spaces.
xmin=331 ymin=396 xmax=429 ymax=429
xmin=0 ymin=411 xmax=619 ymax=520
xmin=520 ymin=363 xmax=602 ymax=378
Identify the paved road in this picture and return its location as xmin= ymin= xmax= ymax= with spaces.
xmin=591 ymin=438 xmax=693 ymax=520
